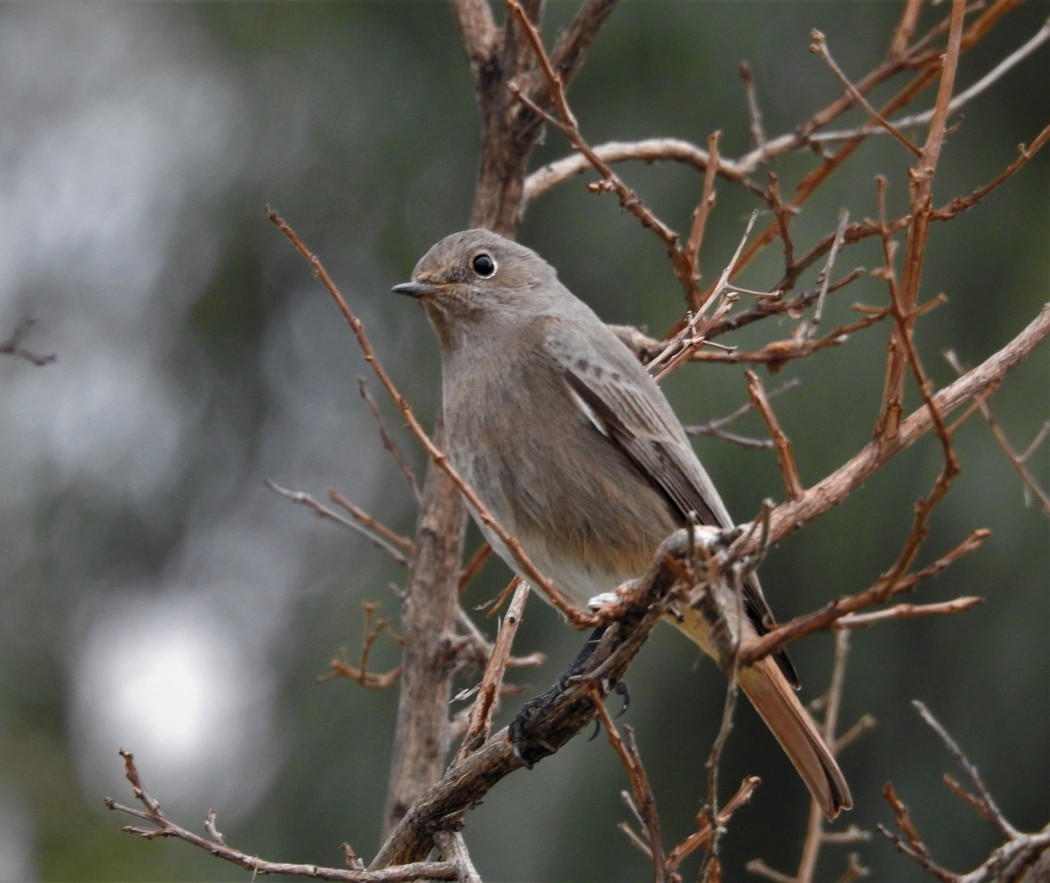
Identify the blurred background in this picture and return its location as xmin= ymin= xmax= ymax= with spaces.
xmin=0 ymin=2 xmax=1046 ymax=880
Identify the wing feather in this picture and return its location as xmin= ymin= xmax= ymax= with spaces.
xmin=544 ymin=316 xmax=800 ymax=687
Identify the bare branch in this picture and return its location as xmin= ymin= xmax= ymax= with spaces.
xmin=739 ymin=61 xmax=767 ymax=149
xmin=357 ymin=377 xmax=421 ymax=502
xmin=0 ymin=316 xmax=56 ymax=366
xmin=546 ymin=0 xmax=621 ymax=87
xmin=760 ymin=303 xmax=1050 ymax=550
xmin=746 ymin=370 xmax=803 ymax=500
xmin=879 ymin=783 xmax=953 ymax=882
xmin=944 ymin=350 xmax=1050 ymax=514
xmin=457 ymin=541 xmax=493 ymax=594
xmin=454 ymin=578 xmax=530 ymax=760
xmin=266 ymin=480 xmax=413 ymax=566
xmin=879 ymin=705 xmax=1050 ymax=882
xmin=684 ymin=131 xmax=723 ymax=312
xmin=804 ymin=208 xmax=850 ymax=337
xmin=809 ymin=30 xmax=921 ymax=157
xmin=591 ymin=688 xmax=668 ymax=882
xmin=320 ymin=603 xmax=403 ymax=691
xmin=523 ymin=137 xmax=749 ymax=203
xmin=834 ymin=597 xmax=983 ymax=630
xmin=685 ymin=379 xmax=799 ymax=449
xmin=739 ymin=528 xmax=989 ymax=668
xmin=371 ymin=527 xmax=698 ymax=868
xmin=329 ymin=490 xmax=416 ymax=559
xmin=912 ymin=701 xmax=1020 ymax=840
xmin=106 ymin=750 xmax=458 ymax=881
xmin=669 ymin=777 xmax=760 ymax=873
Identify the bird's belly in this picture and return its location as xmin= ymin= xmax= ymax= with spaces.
xmin=476 ymin=517 xmax=629 ymax=608
xmin=446 ymin=391 xmax=678 ymax=609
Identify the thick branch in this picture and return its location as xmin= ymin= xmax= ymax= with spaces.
xmin=371 ymin=529 xmax=691 ymax=869
xmin=547 ymin=0 xmax=620 ymax=86
xmin=764 ymin=303 xmax=1050 ymax=548
xmin=382 ymin=448 xmax=467 ymax=835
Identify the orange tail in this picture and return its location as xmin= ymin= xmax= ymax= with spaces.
xmin=738 ymin=656 xmax=852 ymax=819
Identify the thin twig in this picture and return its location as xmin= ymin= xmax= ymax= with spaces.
xmin=523 ymin=137 xmax=750 ymax=203
xmin=795 ymin=630 xmax=852 ymax=881
xmin=944 ymin=349 xmax=1050 ymax=514
xmin=803 ymin=208 xmax=850 ymax=337
xmin=668 ymin=777 xmax=761 ymax=872
xmin=689 ymin=382 xmax=799 ymax=451
xmin=649 ymin=211 xmax=759 ymax=381
xmin=106 ymin=750 xmax=458 ymax=881
xmin=457 ymin=542 xmax=493 ymax=594
xmin=454 ymin=578 xmax=531 ymax=761
xmin=357 ymin=378 xmax=421 ymax=501
xmin=912 ymin=701 xmax=1020 ymax=839
xmin=740 ymin=61 xmax=767 ymax=149
xmin=739 ymin=529 xmax=990 ymax=667
xmin=320 ymin=603 xmax=403 ymax=690
xmin=0 ymin=317 xmax=56 ymax=366
xmin=698 ymin=538 xmax=752 ymax=881
xmin=878 ymin=784 xmax=957 ymax=883
xmin=746 ymin=370 xmax=803 ymax=500
xmin=684 ymin=131 xmax=723 ymax=312
xmin=834 ymin=597 xmax=983 ymax=629
xmin=809 ymin=30 xmax=921 ymax=157
xmin=266 ymin=479 xmax=413 ymax=565
xmin=691 ymin=301 xmax=893 ymax=370
xmin=591 ymin=687 xmax=667 ymax=882
xmin=329 ymin=490 xmax=416 ymax=557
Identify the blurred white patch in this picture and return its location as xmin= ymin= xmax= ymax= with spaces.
xmin=0 ymin=789 xmax=36 ymax=883
xmin=0 ymin=3 xmax=245 ymax=514
xmin=69 ymin=591 xmax=279 ymax=820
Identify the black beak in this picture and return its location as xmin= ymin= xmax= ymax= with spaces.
xmin=391 ymin=281 xmax=437 ymax=298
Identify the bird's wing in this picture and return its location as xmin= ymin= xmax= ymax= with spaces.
xmin=542 ymin=314 xmax=799 ymax=686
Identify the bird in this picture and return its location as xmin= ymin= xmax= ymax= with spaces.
xmin=393 ymin=228 xmax=851 ymax=819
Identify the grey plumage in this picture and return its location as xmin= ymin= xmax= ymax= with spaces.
xmin=394 ymin=229 xmax=851 ymax=818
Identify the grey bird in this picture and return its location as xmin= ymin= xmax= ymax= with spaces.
xmin=393 ymin=229 xmax=851 ymax=819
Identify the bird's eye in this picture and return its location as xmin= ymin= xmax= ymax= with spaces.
xmin=471 ymin=252 xmax=497 ymax=278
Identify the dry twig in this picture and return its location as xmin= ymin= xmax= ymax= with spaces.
xmin=320 ymin=603 xmax=403 ymax=690
xmin=454 ymin=578 xmax=531 ymax=760
xmin=266 ymin=479 xmax=413 ymax=566
xmin=590 ymin=686 xmax=668 ymax=882
xmin=878 ymin=703 xmax=1050 ymax=882
xmin=746 ymin=370 xmax=803 ymax=500
xmin=748 ymin=631 xmax=874 ymax=883
xmin=106 ymin=750 xmax=459 ymax=881
xmin=357 ymin=377 xmax=421 ymax=501
xmin=0 ymin=317 xmax=55 ymax=366
xmin=944 ymin=350 xmax=1050 ymax=514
